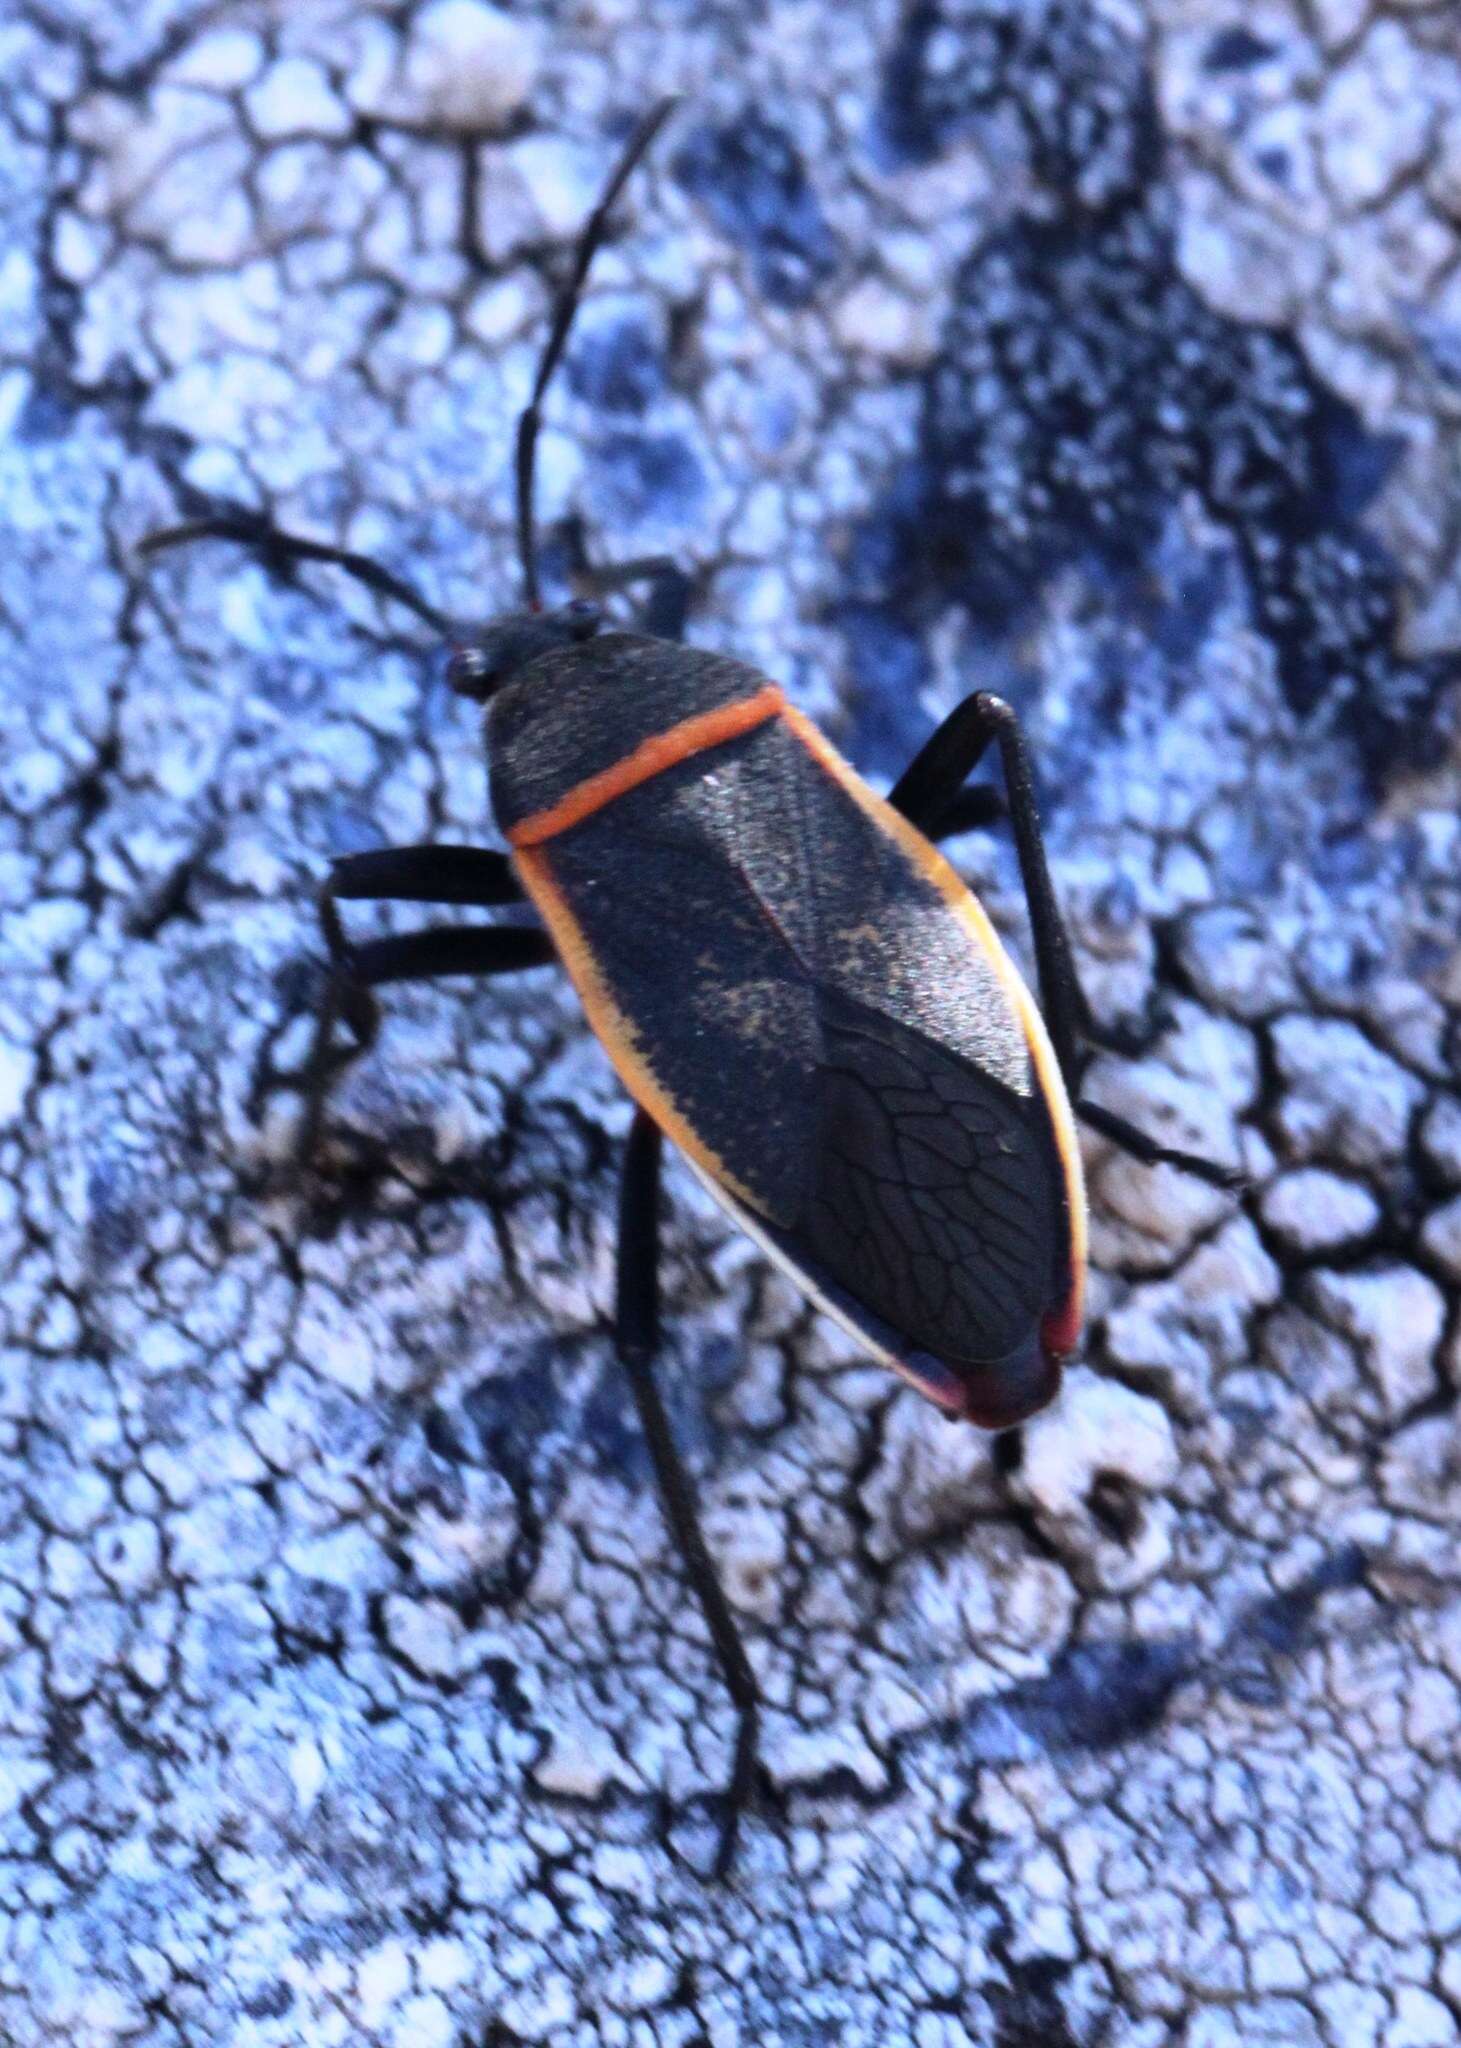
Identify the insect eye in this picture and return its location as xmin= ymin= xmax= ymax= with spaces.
xmin=446 ymin=643 xmax=492 ymax=698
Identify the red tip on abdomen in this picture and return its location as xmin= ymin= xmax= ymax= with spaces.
xmin=1040 ymin=1284 xmax=1083 ymax=1362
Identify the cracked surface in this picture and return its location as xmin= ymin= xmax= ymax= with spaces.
xmin=2 ymin=2 xmax=1459 ymax=2043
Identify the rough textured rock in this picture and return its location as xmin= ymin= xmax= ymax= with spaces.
xmin=1 ymin=2 xmax=1459 ymax=2044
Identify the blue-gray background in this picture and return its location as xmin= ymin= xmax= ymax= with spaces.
xmin=2 ymin=4 xmax=1459 ymax=2045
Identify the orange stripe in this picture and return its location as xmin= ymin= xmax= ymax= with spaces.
xmin=779 ymin=703 xmax=1088 ymax=1354
xmin=510 ymin=843 xmax=763 ymax=1209
xmin=506 ymin=685 xmax=784 ymax=847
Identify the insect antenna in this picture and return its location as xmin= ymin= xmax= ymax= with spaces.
xmin=138 ymin=511 xmax=450 ymax=635
xmin=514 ymin=96 xmax=679 ymax=612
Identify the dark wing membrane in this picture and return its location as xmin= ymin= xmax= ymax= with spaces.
xmin=799 ymin=985 xmax=1061 ymax=1366
xmin=537 ymin=735 xmax=825 ymax=1225
xmin=534 ymin=715 xmax=1063 ymax=1366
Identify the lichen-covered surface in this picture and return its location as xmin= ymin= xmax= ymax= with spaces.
xmin=2 ymin=1 xmax=1460 ymax=2042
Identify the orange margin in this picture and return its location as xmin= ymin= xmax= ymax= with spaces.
xmin=506 ymin=685 xmax=785 ymax=847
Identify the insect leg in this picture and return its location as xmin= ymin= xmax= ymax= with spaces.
xmin=287 ymin=850 xmax=525 ymax=1128
xmin=139 ymin=512 xmax=449 ymax=633
xmin=293 ymin=849 xmax=529 ymax=1123
xmin=925 ymin=784 xmax=1006 ymax=842
xmin=555 ymin=514 xmax=693 ymax=643
xmin=330 ymin=844 xmax=524 ymax=907
xmin=332 ymin=925 xmax=556 ymax=986
xmin=614 ymin=1107 xmax=760 ymax=1877
xmin=889 ymin=693 xmax=1093 ymax=1062
xmin=891 ymin=693 xmax=1238 ymax=1185
xmin=636 ymin=568 xmax=691 ymax=644
xmin=578 ymin=559 xmax=692 ymax=643
xmin=290 ymin=876 xmax=554 ymax=1163
xmin=571 ymin=551 xmax=678 ymax=594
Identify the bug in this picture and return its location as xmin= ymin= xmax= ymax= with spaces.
xmin=139 ymin=99 xmax=1237 ymax=1874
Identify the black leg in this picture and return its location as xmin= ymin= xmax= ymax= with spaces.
xmin=310 ymin=841 xmax=531 ymax=1070
xmin=292 ymin=878 xmax=555 ymax=1162
xmin=556 ymin=514 xmax=693 ymax=644
xmin=614 ymin=1108 xmax=760 ymax=1877
xmin=580 ymin=557 xmax=691 ymax=643
xmin=331 ymin=925 xmax=556 ymax=988
xmin=890 ymin=692 xmax=1235 ymax=1186
xmin=637 ymin=567 xmax=691 ymax=645
xmin=330 ymin=844 xmax=523 ymax=907
xmin=573 ymin=551 xmax=678 ymax=597
xmin=889 ymin=692 xmax=1092 ymax=1075
xmin=139 ymin=510 xmax=449 ymax=633
xmin=926 ymin=784 xmax=1006 ymax=842
xmin=295 ymin=844 xmax=530 ymax=1136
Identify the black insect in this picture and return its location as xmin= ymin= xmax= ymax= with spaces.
xmin=139 ymin=100 xmax=1235 ymax=1874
